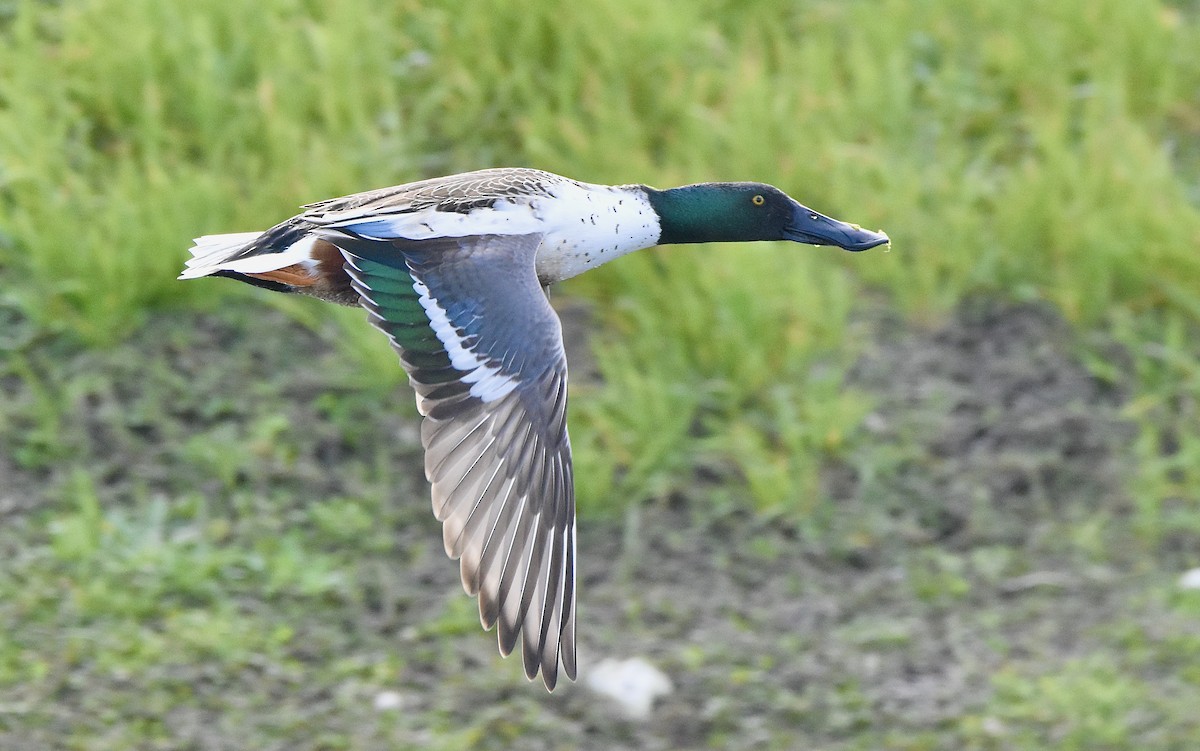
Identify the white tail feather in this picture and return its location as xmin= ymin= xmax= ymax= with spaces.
xmin=179 ymin=232 xmax=262 ymax=279
xmin=179 ymin=232 xmax=320 ymax=280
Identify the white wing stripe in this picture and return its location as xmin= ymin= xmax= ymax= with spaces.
xmin=412 ymin=277 xmax=520 ymax=403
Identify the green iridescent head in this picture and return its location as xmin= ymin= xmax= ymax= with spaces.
xmin=644 ymin=182 xmax=888 ymax=251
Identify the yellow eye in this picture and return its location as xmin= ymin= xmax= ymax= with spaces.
xmin=752 ymin=194 xmax=765 ymax=206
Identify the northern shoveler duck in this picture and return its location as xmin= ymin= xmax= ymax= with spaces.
xmin=179 ymin=167 xmax=889 ymax=690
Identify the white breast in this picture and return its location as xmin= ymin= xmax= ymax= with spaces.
xmin=532 ymin=182 xmax=661 ymax=284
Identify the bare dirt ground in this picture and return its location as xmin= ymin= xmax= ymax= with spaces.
xmin=2 ymin=296 xmax=1195 ymax=750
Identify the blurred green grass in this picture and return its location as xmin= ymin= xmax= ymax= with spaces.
xmin=3 ymin=0 xmax=1200 ymax=748
xmin=4 ymin=0 xmax=1200 ymax=521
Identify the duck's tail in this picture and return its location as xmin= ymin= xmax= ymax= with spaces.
xmin=178 ymin=229 xmax=359 ymax=305
xmin=178 ymin=232 xmax=266 ymax=279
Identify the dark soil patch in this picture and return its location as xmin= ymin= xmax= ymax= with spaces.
xmin=838 ymin=298 xmax=1136 ymax=553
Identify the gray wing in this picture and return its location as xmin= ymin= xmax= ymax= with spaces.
xmin=332 ymin=231 xmax=576 ymax=690
xmin=302 ymin=168 xmax=569 ymax=218
xmin=212 ymin=169 xmax=573 ymax=269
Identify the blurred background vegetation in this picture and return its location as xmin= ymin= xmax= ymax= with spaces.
xmin=2 ymin=0 xmax=1200 ymax=748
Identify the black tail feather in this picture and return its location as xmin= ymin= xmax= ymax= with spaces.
xmin=212 ymin=270 xmax=295 ymax=294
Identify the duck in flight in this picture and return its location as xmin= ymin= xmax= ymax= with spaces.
xmin=179 ymin=167 xmax=889 ymax=690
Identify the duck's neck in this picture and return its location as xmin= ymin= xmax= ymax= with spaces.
xmin=642 ymin=184 xmax=759 ymax=245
